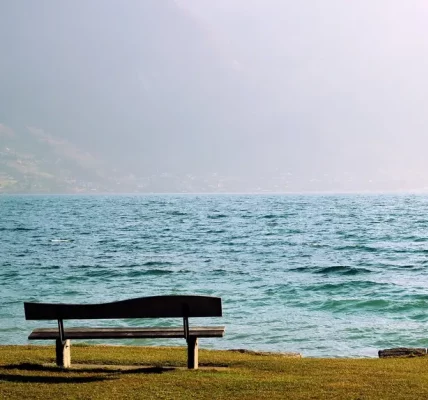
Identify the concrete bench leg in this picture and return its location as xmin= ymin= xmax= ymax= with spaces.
xmin=56 ymin=339 xmax=71 ymax=368
xmin=187 ymin=337 xmax=198 ymax=369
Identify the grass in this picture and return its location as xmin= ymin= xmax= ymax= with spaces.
xmin=1 ymin=345 xmax=428 ymax=399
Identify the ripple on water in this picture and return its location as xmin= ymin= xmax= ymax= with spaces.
xmin=334 ymin=244 xmax=379 ymax=252
xmin=313 ymin=265 xmax=373 ymax=276
xmin=2 ymin=194 xmax=428 ymax=357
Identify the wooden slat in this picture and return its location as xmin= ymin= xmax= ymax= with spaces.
xmin=28 ymin=326 xmax=226 ymax=340
xmin=24 ymin=295 xmax=222 ymax=320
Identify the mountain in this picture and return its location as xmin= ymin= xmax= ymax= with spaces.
xmin=0 ymin=0 xmax=262 ymax=178
xmin=0 ymin=124 xmax=116 ymax=192
xmin=2 ymin=1 xmax=428 ymax=193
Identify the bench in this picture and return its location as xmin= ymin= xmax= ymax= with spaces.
xmin=24 ymin=295 xmax=225 ymax=369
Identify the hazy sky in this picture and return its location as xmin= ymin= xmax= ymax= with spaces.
xmin=182 ymin=1 xmax=428 ymax=171
xmin=1 ymin=0 xmax=428 ymax=190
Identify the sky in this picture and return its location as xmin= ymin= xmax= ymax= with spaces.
xmin=182 ymin=1 xmax=428 ymax=178
xmin=1 ymin=0 xmax=428 ymax=191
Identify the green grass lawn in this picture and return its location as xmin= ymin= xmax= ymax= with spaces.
xmin=1 ymin=345 xmax=428 ymax=399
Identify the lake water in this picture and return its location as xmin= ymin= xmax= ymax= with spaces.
xmin=2 ymin=194 xmax=428 ymax=357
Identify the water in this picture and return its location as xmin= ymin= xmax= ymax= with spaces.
xmin=1 ymin=193 xmax=428 ymax=357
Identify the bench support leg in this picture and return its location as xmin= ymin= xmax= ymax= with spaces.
xmin=187 ymin=337 xmax=198 ymax=369
xmin=56 ymin=339 xmax=71 ymax=368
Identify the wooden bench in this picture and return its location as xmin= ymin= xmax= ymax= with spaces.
xmin=24 ymin=295 xmax=225 ymax=369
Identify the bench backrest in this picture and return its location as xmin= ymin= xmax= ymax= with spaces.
xmin=24 ymin=295 xmax=222 ymax=320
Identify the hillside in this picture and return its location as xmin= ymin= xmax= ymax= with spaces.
xmin=0 ymin=0 xmax=254 ymax=177
xmin=1 ymin=1 xmax=428 ymax=193
xmin=0 ymin=124 xmax=115 ymax=193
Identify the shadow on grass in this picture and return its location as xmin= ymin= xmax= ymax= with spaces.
xmin=199 ymin=362 xmax=229 ymax=368
xmin=3 ymin=363 xmax=68 ymax=372
xmin=0 ymin=373 xmax=113 ymax=384
xmin=0 ymin=363 xmax=174 ymax=384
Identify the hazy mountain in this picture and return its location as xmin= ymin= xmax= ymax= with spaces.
xmin=1 ymin=0 xmax=260 ymax=177
xmin=0 ymin=124 xmax=115 ymax=192
xmin=1 ymin=0 xmax=428 ymax=192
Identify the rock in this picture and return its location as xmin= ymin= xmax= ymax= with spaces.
xmin=228 ymin=349 xmax=302 ymax=358
xmin=378 ymin=347 xmax=427 ymax=358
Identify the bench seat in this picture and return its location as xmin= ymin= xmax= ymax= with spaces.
xmin=24 ymin=295 xmax=225 ymax=369
xmin=29 ymin=326 xmax=226 ymax=340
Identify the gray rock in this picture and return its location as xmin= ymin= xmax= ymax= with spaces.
xmin=228 ymin=349 xmax=302 ymax=358
xmin=378 ymin=347 xmax=427 ymax=358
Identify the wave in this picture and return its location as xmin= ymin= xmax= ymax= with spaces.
xmin=315 ymin=298 xmax=390 ymax=312
xmin=334 ymin=244 xmax=378 ymax=252
xmin=314 ymin=265 xmax=372 ymax=275
xmin=167 ymin=211 xmax=187 ymax=216
xmin=312 ymin=297 xmax=428 ymax=315
xmin=0 ymin=227 xmax=36 ymax=232
xmin=287 ymin=229 xmax=302 ymax=234
xmin=261 ymin=214 xmax=277 ymax=219
xmin=205 ymin=229 xmax=227 ymax=234
xmin=207 ymin=214 xmax=228 ymax=219
xmin=302 ymin=281 xmax=384 ymax=292
xmin=289 ymin=266 xmax=311 ymax=273
xmin=83 ymin=269 xmax=122 ymax=278
xmin=307 ymin=242 xmax=330 ymax=248
xmin=81 ymin=268 xmax=175 ymax=278
xmin=141 ymin=261 xmax=174 ymax=267
xmin=38 ymin=265 xmax=61 ymax=270
xmin=1 ymin=271 xmax=20 ymax=279
xmin=413 ymin=237 xmax=428 ymax=243
xmin=138 ymin=269 xmax=174 ymax=276
xmin=212 ymin=269 xmax=228 ymax=276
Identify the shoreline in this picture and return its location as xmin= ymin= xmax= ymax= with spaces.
xmin=2 ymin=344 xmax=428 ymax=399
xmin=2 ymin=344 xmax=423 ymax=360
